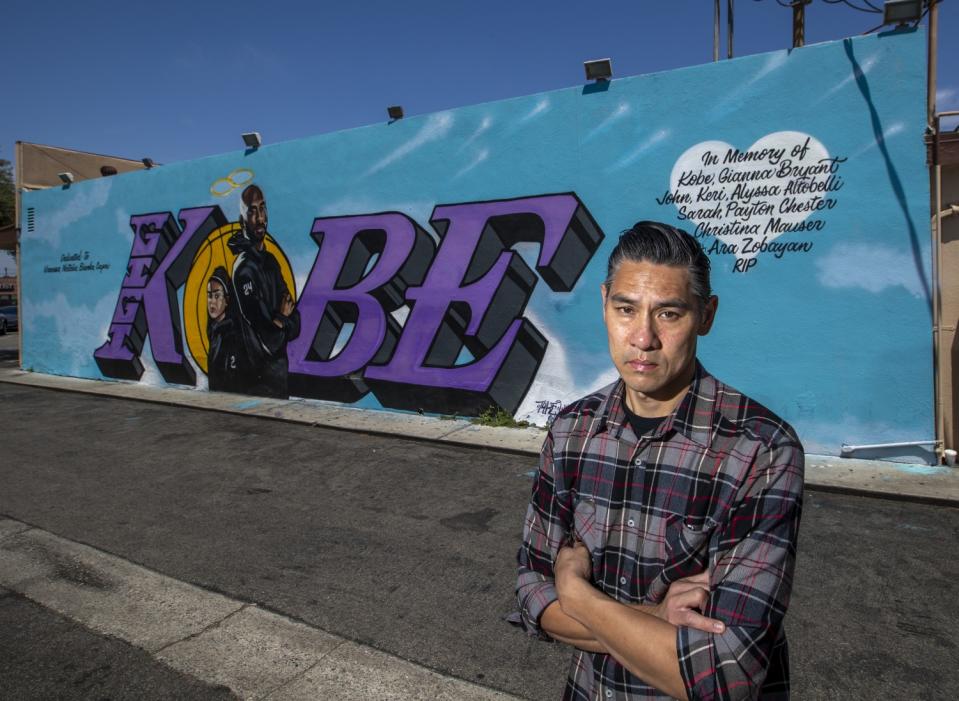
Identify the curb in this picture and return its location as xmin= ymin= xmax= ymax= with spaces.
xmin=2 ymin=367 xmax=958 ymax=507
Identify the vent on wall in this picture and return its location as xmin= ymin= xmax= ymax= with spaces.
xmin=26 ymin=207 xmax=35 ymax=233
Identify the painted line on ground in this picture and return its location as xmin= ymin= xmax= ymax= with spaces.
xmin=0 ymin=516 xmax=521 ymax=701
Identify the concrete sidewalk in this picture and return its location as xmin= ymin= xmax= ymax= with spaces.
xmin=0 ymin=517 xmax=518 ymax=701
xmin=2 ymin=365 xmax=958 ymax=506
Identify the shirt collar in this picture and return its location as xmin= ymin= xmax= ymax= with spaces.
xmin=591 ymin=361 xmax=718 ymax=449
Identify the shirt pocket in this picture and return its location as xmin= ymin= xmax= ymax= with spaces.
xmin=647 ymin=514 xmax=718 ymax=603
xmin=571 ymin=497 xmax=601 ymax=553
xmin=571 ymin=497 xmax=607 ymax=584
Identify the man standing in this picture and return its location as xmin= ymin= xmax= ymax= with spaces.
xmin=515 ymin=221 xmax=804 ymax=700
xmin=228 ymin=184 xmax=300 ymax=398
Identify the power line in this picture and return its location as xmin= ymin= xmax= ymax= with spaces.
xmin=821 ymin=0 xmax=882 ymax=13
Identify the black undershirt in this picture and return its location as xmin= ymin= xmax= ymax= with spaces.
xmin=622 ymin=399 xmax=667 ymax=439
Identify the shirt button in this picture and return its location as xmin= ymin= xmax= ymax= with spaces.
xmin=627 ymin=519 xmax=635 ymax=527
xmin=634 ymin=458 xmax=644 ymax=467
xmin=619 ymin=576 xmax=627 ymax=584
xmin=606 ymin=691 xmax=613 ymax=698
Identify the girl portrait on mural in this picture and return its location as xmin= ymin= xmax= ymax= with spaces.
xmin=206 ymin=266 xmax=245 ymax=392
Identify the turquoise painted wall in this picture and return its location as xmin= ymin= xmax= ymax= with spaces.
xmin=20 ymin=30 xmax=933 ymax=460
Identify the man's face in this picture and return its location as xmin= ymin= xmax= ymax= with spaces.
xmin=602 ymin=260 xmax=717 ymax=416
xmin=243 ymin=194 xmax=268 ymax=244
xmin=207 ymin=280 xmax=227 ymax=322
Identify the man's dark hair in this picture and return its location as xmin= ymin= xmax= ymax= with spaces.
xmin=241 ymin=184 xmax=265 ymax=206
xmin=604 ymin=221 xmax=712 ymax=308
xmin=208 ymin=266 xmax=232 ymax=300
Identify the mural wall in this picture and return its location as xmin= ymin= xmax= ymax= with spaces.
xmin=20 ymin=31 xmax=933 ymax=460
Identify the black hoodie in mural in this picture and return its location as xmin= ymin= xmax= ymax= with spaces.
xmin=206 ymin=266 xmax=244 ymax=393
xmin=227 ymin=231 xmax=301 ymax=398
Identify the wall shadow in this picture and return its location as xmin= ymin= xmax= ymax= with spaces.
xmin=843 ymin=38 xmax=932 ymax=316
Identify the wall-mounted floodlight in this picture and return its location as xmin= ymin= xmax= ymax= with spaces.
xmin=242 ymin=132 xmax=262 ymax=149
xmin=58 ymin=172 xmax=75 ymax=184
xmin=584 ymin=58 xmax=613 ymax=82
xmin=883 ymin=0 xmax=923 ymax=25
xmin=142 ymin=158 xmax=155 ymax=169
xmin=387 ymin=105 xmax=404 ymax=120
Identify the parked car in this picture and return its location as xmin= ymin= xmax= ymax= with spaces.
xmin=0 ymin=306 xmax=18 ymax=334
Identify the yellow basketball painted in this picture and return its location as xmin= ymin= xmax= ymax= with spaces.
xmin=184 ymin=222 xmax=297 ymax=374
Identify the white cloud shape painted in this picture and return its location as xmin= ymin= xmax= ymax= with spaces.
xmin=708 ymin=51 xmax=788 ymax=119
xmin=453 ymin=148 xmax=489 ymax=179
xmin=608 ymin=128 xmax=671 ymax=171
xmin=32 ymin=178 xmax=112 ymax=249
xmin=459 ymin=116 xmax=493 ymax=151
xmin=365 ymin=112 xmax=454 ymax=176
xmin=849 ymin=122 xmax=904 ymax=160
xmin=814 ymin=53 xmax=879 ymax=104
xmin=520 ymin=98 xmax=550 ymax=123
xmin=24 ymin=290 xmax=119 ymax=378
xmin=584 ymin=103 xmax=631 ymax=143
xmin=816 ymin=243 xmax=924 ymax=298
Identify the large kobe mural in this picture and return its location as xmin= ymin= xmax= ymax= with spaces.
xmin=20 ymin=30 xmax=933 ymax=460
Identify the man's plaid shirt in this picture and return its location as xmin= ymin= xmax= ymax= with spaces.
xmin=515 ymin=364 xmax=804 ymax=700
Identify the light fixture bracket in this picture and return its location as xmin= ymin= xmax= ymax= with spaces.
xmin=584 ymin=58 xmax=613 ymax=83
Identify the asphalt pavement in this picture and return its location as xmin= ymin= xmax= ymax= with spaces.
xmin=1 ymin=378 xmax=958 ymax=699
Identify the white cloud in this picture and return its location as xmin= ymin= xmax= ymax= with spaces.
xmin=453 ymin=148 xmax=489 ymax=179
xmin=519 ymin=98 xmax=550 ymax=124
xmin=364 ymin=112 xmax=454 ymax=176
xmin=608 ymin=128 xmax=671 ymax=171
xmin=115 ymin=208 xmax=134 ymax=245
xmin=583 ymin=103 xmax=630 ymax=143
xmin=849 ymin=122 xmax=904 ymax=159
xmin=707 ymin=51 xmax=789 ymax=119
xmin=459 ymin=116 xmax=493 ymax=151
xmin=814 ymin=53 xmax=879 ymax=104
xmin=32 ymin=178 xmax=112 ymax=248
xmin=24 ymin=290 xmax=120 ymax=378
xmin=815 ymin=242 xmax=925 ymax=298
xmin=936 ymin=86 xmax=957 ymax=107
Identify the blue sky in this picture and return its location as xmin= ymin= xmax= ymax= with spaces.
xmin=1 ymin=0 xmax=956 ymax=276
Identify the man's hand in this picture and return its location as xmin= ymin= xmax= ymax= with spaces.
xmin=274 ymin=292 xmax=295 ymax=328
xmin=645 ymin=571 xmax=725 ymax=634
xmin=554 ymin=541 xmax=591 ymax=594
xmin=554 ymin=540 xmax=599 ymax=627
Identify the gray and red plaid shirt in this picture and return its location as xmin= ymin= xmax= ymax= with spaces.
xmin=516 ymin=364 xmax=804 ymax=700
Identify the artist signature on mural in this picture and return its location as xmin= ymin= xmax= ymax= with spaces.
xmin=535 ymin=399 xmax=563 ymax=423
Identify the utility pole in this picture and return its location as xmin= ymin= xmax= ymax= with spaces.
xmin=928 ymin=0 xmax=937 ymax=129
xmin=714 ymin=0 xmax=720 ymax=61
xmin=792 ymin=0 xmax=811 ymax=48
xmin=727 ymin=0 xmax=734 ymax=59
